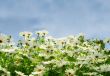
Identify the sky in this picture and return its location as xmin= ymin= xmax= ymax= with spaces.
xmin=0 ymin=0 xmax=110 ymax=39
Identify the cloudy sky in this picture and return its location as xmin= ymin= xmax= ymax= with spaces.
xmin=0 ymin=0 xmax=110 ymax=39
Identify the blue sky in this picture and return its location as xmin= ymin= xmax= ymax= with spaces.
xmin=0 ymin=0 xmax=110 ymax=39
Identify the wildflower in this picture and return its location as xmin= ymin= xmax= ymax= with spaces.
xmin=42 ymin=60 xmax=56 ymax=65
xmin=56 ymin=38 xmax=67 ymax=48
xmin=65 ymin=69 xmax=75 ymax=76
xmin=46 ymin=44 xmax=55 ymax=51
xmin=42 ymin=30 xmax=48 ymax=36
xmin=35 ymin=31 xmax=42 ymax=36
xmin=0 ymin=37 xmax=4 ymax=44
xmin=0 ymin=48 xmax=16 ymax=53
xmin=83 ymin=72 xmax=98 ymax=76
xmin=95 ymin=64 xmax=110 ymax=72
xmin=0 ymin=66 xmax=10 ymax=76
xmin=39 ymin=44 xmax=47 ymax=50
xmin=35 ymin=30 xmax=48 ymax=37
xmin=93 ymin=45 xmax=101 ymax=51
xmin=19 ymin=31 xmax=32 ymax=39
xmin=66 ymin=51 xmax=74 ymax=57
xmin=15 ymin=71 xmax=26 ymax=76
xmin=104 ymin=38 xmax=110 ymax=43
xmin=56 ymin=60 xmax=69 ymax=67
xmin=0 ymin=34 xmax=7 ymax=44
xmin=32 ymin=65 xmax=45 ymax=76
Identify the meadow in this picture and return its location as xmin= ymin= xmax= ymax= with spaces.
xmin=0 ymin=30 xmax=110 ymax=76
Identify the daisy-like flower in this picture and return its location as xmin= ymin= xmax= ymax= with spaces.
xmin=0 ymin=34 xmax=7 ymax=44
xmin=42 ymin=30 xmax=48 ymax=36
xmin=96 ymin=64 xmax=110 ymax=72
xmin=46 ymin=43 xmax=55 ymax=51
xmin=35 ymin=31 xmax=42 ymax=36
xmin=66 ymin=51 xmax=74 ymax=57
xmin=0 ymin=37 xmax=5 ymax=44
xmin=68 ymin=37 xmax=80 ymax=46
xmin=42 ymin=60 xmax=56 ymax=65
xmin=93 ymin=45 xmax=101 ymax=51
xmin=45 ymin=36 xmax=55 ymax=42
xmin=35 ymin=30 xmax=48 ymax=37
xmin=39 ymin=44 xmax=47 ymax=50
xmin=0 ymin=66 xmax=10 ymax=76
xmin=56 ymin=60 xmax=69 ymax=68
xmin=65 ymin=68 xmax=75 ymax=76
xmin=83 ymin=72 xmax=98 ymax=76
xmin=15 ymin=71 xmax=26 ymax=76
xmin=104 ymin=38 xmax=110 ymax=43
xmin=56 ymin=38 xmax=67 ymax=48
xmin=0 ymin=48 xmax=16 ymax=53
xmin=19 ymin=31 xmax=33 ymax=39
xmin=32 ymin=65 xmax=45 ymax=76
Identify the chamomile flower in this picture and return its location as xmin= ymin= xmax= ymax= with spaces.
xmin=83 ymin=72 xmax=98 ymax=76
xmin=96 ymin=64 xmax=110 ymax=72
xmin=15 ymin=71 xmax=26 ymax=76
xmin=19 ymin=31 xmax=32 ymax=39
xmin=56 ymin=60 xmax=69 ymax=67
xmin=42 ymin=60 xmax=56 ymax=65
xmin=65 ymin=68 xmax=75 ymax=76
xmin=32 ymin=65 xmax=45 ymax=75
xmin=0 ymin=48 xmax=16 ymax=53
xmin=42 ymin=30 xmax=48 ymax=36
xmin=93 ymin=45 xmax=101 ymax=51
xmin=0 ymin=34 xmax=7 ymax=44
xmin=35 ymin=31 xmax=42 ymax=36
xmin=0 ymin=66 xmax=10 ymax=76
xmin=104 ymin=38 xmax=110 ymax=43
xmin=57 ymin=37 xmax=66 ymax=45
xmin=39 ymin=44 xmax=47 ymax=50
xmin=35 ymin=30 xmax=48 ymax=37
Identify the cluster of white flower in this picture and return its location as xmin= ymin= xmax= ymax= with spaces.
xmin=0 ymin=30 xmax=110 ymax=76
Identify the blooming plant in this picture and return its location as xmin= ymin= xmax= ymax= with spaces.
xmin=0 ymin=30 xmax=110 ymax=76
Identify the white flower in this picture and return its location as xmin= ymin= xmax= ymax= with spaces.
xmin=104 ymin=38 xmax=110 ymax=43
xmin=65 ymin=69 xmax=75 ymax=76
xmin=35 ymin=30 xmax=48 ymax=37
xmin=66 ymin=51 xmax=74 ymax=57
xmin=93 ymin=45 xmax=101 ymax=51
xmin=39 ymin=44 xmax=47 ymax=50
xmin=96 ymin=64 xmax=110 ymax=72
xmin=32 ymin=65 xmax=45 ymax=75
xmin=35 ymin=31 xmax=42 ymax=35
xmin=42 ymin=60 xmax=56 ymax=65
xmin=0 ymin=34 xmax=7 ymax=44
xmin=15 ymin=71 xmax=26 ymax=76
xmin=0 ymin=66 xmax=10 ymax=76
xmin=19 ymin=31 xmax=32 ymax=39
xmin=83 ymin=72 xmax=98 ymax=76
xmin=0 ymin=48 xmax=16 ymax=53
xmin=56 ymin=60 xmax=69 ymax=67
xmin=42 ymin=30 xmax=48 ymax=36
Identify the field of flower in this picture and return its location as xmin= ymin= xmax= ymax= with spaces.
xmin=0 ymin=30 xmax=110 ymax=76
